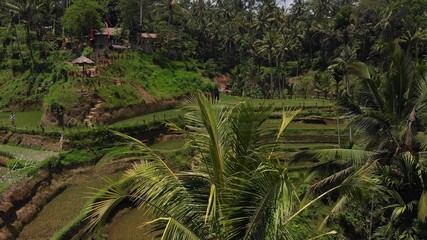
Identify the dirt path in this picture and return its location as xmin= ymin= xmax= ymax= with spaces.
xmin=135 ymin=86 xmax=156 ymax=104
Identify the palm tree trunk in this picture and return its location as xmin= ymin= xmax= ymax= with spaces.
xmin=277 ymin=59 xmax=283 ymax=99
xmin=269 ymin=53 xmax=273 ymax=98
xmin=13 ymin=24 xmax=24 ymax=63
xmin=336 ymin=81 xmax=339 ymax=99
xmin=26 ymin=24 xmax=35 ymax=70
xmin=337 ymin=106 xmax=341 ymax=147
xmin=344 ymin=45 xmax=352 ymax=142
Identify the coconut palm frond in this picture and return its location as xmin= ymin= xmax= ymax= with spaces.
xmin=310 ymin=166 xmax=356 ymax=192
xmin=338 ymin=92 xmax=362 ymax=117
xmin=277 ymin=108 xmax=302 ymax=141
xmin=318 ymin=196 xmax=348 ymax=230
xmin=268 ymin=107 xmax=301 ymax=161
xmin=85 ymin=157 xmax=184 ymax=233
xmin=229 ymin=101 xmax=273 ymax=166
xmin=0 ymin=2 xmax=21 ymax=13
xmin=83 ymin=180 xmax=129 ymax=232
xmin=125 ymin=161 xmax=208 ymax=237
xmin=114 ymin=130 xmax=178 ymax=180
xmin=351 ymin=114 xmax=391 ymax=143
xmin=348 ymin=61 xmax=371 ymax=80
xmin=85 ymin=134 xmax=202 ymax=235
xmin=223 ymin=165 xmax=293 ymax=240
xmin=204 ymin=184 xmax=218 ymax=224
xmin=186 ymin=94 xmax=229 ymax=188
xmin=338 ymin=162 xmax=380 ymax=201
xmin=390 ymin=201 xmax=418 ymax=221
xmin=308 ymin=230 xmax=338 ymax=240
xmin=418 ymin=191 xmax=427 ymax=222
xmin=294 ymin=148 xmax=375 ymax=167
xmin=146 ymin=217 xmax=201 ymax=240
xmin=125 ymin=161 xmax=198 ymax=215
xmin=297 ymin=163 xmax=378 ymax=228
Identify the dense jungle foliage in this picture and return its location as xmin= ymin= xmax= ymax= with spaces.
xmin=0 ymin=0 xmax=427 ymax=239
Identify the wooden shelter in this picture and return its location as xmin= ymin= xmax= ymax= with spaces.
xmin=93 ymin=27 xmax=122 ymax=49
xmin=139 ymin=33 xmax=158 ymax=53
xmin=72 ymin=56 xmax=94 ymax=75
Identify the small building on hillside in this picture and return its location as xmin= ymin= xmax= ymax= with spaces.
xmin=93 ymin=27 xmax=122 ymax=49
xmin=109 ymin=44 xmax=128 ymax=52
xmin=138 ymin=33 xmax=158 ymax=53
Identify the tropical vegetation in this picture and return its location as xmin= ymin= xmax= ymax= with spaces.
xmin=0 ymin=0 xmax=427 ymax=239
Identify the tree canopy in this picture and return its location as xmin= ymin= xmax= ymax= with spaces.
xmin=61 ymin=0 xmax=105 ymax=37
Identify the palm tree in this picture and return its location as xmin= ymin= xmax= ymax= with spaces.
xmin=0 ymin=0 xmax=43 ymax=70
xmin=374 ymin=152 xmax=427 ymax=239
xmin=313 ymin=71 xmax=332 ymax=99
xmin=255 ymin=32 xmax=281 ymax=98
xmin=295 ymin=41 xmax=427 ymax=239
xmin=83 ymin=94 xmax=371 ymax=239
xmin=345 ymin=40 xmax=427 ymax=153
xmin=84 ymin=95 xmax=297 ymax=239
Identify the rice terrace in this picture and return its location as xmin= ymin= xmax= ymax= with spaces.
xmin=1 ymin=0 xmax=427 ymax=239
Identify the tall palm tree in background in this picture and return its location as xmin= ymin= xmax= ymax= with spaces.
xmin=0 ymin=0 xmax=43 ymax=70
xmin=83 ymin=94 xmax=375 ymax=239
xmin=255 ymin=32 xmax=281 ymax=98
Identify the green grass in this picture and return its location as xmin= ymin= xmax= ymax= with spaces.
xmin=277 ymin=143 xmax=339 ymax=151
xmin=104 ymin=53 xmax=213 ymax=103
xmin=0 ymin=111 xmax=43 ymax=129
xmin=43 ymin=80 xmax=81 ymax=110
xmin=219 ymin=94 xmax=334 ymax=107
xmin=110 ymin=108 xmax=185 ymax=127
xmin=96 ymin=83 xmax=143 ymax=109
xmin=95 ymin=146 xmax=133 ymax=166
xmin=0 ymin=166 xmax=31 ymax=193
xmin=0 ymin=144 xmax=58 ymax=162
xmin=0 ymin=167 xmax=12 ymax=192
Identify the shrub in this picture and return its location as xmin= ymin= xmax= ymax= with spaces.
xmin=57 ymin=150 xmax=96 ymax=166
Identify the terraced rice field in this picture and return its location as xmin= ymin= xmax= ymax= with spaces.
xmin=18 ymin=172 xmax=123 ymax=240
xmin=0 ymin=111 xmax=43 ymax=129
xmin=0 ymin=144 xmax=58 ymax=162
xmin=110 ymin=108 xmax=186 ymax=127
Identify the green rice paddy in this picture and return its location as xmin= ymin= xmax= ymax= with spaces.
xmin=0 ymin=111 xmax=43 ymax=129
xmin=18 ymin=172 xmax=124 ymax=240
xmin=0 ymin=144 xmax=58 ymax=162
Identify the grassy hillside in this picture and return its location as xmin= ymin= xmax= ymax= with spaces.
xmin=99 ymin=52 xmax=214 ymax=108
xmin=0 ymin=42 xmax=213 ymax=114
